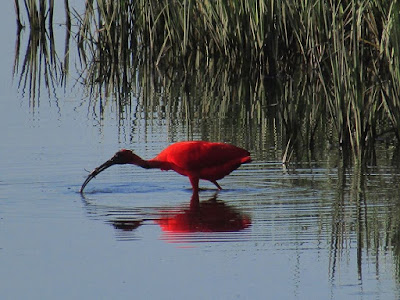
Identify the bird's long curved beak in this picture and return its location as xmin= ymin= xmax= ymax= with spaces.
xmin=80 ymin=159 xmax=115 ymax=193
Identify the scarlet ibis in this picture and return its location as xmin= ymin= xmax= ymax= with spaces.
xmin=80 ymin=141 xmax=251 ymax=193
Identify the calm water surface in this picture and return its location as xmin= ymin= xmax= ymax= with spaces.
xmin=1 ymin=3 xmax=400 ymax=299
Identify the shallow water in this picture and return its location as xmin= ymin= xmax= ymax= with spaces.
xmin=2 ymin=3 xmax=400 ymax=299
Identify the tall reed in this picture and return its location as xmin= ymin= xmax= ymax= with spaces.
xmin=14 ymin=0 xmax=72 ymax=105
xmin=15 ymin=0 xmax=400 ymax=165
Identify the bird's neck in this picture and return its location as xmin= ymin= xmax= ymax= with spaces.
xmin=133 ymin=158 xmax=165 ymax=170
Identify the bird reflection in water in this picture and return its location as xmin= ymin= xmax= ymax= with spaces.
xmin=156 ymin=193 xmax=251 ymax=233
xmin=106 ymin=193 xmax=251 ymax=239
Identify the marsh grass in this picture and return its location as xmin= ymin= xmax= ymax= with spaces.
xmin=17 ymin=0 xmax=54 ymax=30
xmin=14 ymin=0 xmax=400 ymax=166
xmin=13 ymin=0 xmax=71 ymax=106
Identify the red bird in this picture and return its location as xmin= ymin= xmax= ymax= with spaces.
xmin=80 ymin=141 xmax=251 ymax=193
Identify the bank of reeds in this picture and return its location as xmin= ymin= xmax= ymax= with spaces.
xmin=14 ymin=0 xmax=400 ymax=165
xmin=13 ymin=0 xmax=72 ymax=105
xmin=14 ymin=0 xmax=55 ymax=30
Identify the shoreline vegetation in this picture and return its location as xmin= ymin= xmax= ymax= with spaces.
xmin=13 ymin=0 xmax=400 ymax=166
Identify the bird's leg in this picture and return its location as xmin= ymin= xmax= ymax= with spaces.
xmin=189 ymin=176 xmax=200 ymax=194
xmin=211 ymin=180 xmax=222 ymax=190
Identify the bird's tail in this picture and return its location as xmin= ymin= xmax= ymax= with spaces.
xmin=241 ymin=156 xmax=252 ymax=164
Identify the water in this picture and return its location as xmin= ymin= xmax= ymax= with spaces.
xmin=2 ymin=2 xmax=400 ymax=299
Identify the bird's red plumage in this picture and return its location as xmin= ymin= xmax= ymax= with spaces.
xmin=152 ymin=141 xmax=251 ymax=180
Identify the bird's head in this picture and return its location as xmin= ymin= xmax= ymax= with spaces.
xmin=110 ymin=149 xmax=140 ymax=164
xmin=80 ymin=149 xmax=140 ymax=193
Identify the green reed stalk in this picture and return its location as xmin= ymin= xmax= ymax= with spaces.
xmin=15 ymin=0 xmax=400 ymax=165
xmin=14 ymin=0 xmax=24 ymax=29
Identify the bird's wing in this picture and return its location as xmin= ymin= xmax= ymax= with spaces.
xmin=155 ymin=141 xmax=250 ymax=172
